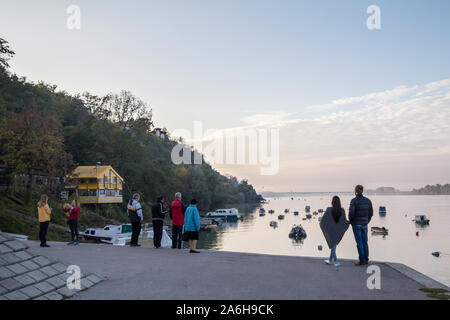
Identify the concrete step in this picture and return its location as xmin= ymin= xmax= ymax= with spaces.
xmin=0 ymin=232 xmax=105 ymax=300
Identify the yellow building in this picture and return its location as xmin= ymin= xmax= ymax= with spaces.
xmin=70 ymin=165 xmax=124 ymax=204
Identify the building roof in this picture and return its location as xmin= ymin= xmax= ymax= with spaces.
xmin=72 ymin=166 xmax=124 ymax=181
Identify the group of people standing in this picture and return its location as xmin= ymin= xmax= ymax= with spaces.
xmin=127 ymin=192 xmax=201 ymax=253
xmin=320 ymin=185 xmax=373 ymax=267
xmin=37 ymin=194 xmax=82 ymax=248
xmin=37 ymin=185 xmax=373 ymax=264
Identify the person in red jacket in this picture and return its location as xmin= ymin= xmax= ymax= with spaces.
xmin=64 ymin=199 xmax=81 ymax=245
xmin=170 ymin=192 xmax=186 ymax=249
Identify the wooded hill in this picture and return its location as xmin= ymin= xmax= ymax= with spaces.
xmin=0 ymin=38 xmax=263 ymax=215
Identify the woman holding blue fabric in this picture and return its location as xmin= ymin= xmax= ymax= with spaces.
xmin=183 ymin=199 xmax=201 ymax=253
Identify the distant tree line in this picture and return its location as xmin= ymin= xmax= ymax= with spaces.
xmin=410 ymin=184 xmax=450 ymax=195
xmin=0 ymin=38 xmax=263 ymax=211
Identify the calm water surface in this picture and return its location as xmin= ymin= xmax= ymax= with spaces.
xmin=198 ymin=195 xmax=450 ymax=286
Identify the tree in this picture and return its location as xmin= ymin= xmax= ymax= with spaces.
xmin=0 ymin=108 xmax=74 ymax=200
xmin=0 ymin=38 xmax=15 ymax=69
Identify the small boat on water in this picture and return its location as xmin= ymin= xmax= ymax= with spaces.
xmin=371 ymin=227 xmax=388 ymax=235
xmin=318 ymin=209 xmax=324 ymax=213
xmin=259 ymin=208 xmax=265 ymax=213
xmin=415 ymin=215 xmax=430 ymax=225
xmin=268 ymin=209 xmax=275 ymax=214
xmin=278 ymin=214 xmax=285 ymax=220
xmin=270 ymin=221 xmax=278 ymax=228
xmin=294 ymin=211 xmax=299 ymax=216
xmin=306 ymin=213 xmax=312 ymax=219
xmin=284 ymin=209 xmax=290 ymax=213
xmin=313 ymin=211 xmax=318 ymax=216
xmin=288 ymin=225 xmax=307 ymax=239
xmin=259 ymin=212 xmax=266 ymax=217
xmin=205 ymin=208 xmax=241 ymax=222
xmin=305 ymin=206 xmax=311 ymax=213
xmin=379 ymin=206 xmax=387 ymax=217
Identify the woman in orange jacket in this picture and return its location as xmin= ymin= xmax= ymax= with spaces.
xmin=37 ymin=194 xmax=52 ymax=247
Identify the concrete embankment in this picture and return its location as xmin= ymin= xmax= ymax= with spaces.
xmin=13 ymin=237 xmax=448 ymax=300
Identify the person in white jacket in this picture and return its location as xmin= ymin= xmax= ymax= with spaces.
xmin=127 ymin=193 xmax=143 ymax=247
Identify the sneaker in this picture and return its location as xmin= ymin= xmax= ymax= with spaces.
xmin=67 ymin=241 xmax=74 ymax=245
xmin=334 ymin=262 xmax=341 ymax=267
xmin=40 ymin=244 xmax=50 ymax=248
xmin=131 ymin=244 xmax=141 ymax=247
xmin=190 ymin=250 xmax=200 ymax=253
xmin=74 ymin=242 xmax=80 ymax=246
xmin=355 ymin=262 xmax=364 ymax=266
xmin=324 ymin=259 xmax=332 ymax=265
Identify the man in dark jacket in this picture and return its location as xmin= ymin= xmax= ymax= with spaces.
xmin=169 ymin=192 xmax=186 ymax=249
xmin=152 ymin=196 xmax=166 ymax=248
xmin=349 ymin=185 xmax=373 ymax=265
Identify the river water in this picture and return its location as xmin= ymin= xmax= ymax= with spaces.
xmin=197 ymin=195 xmax=450 ymax=287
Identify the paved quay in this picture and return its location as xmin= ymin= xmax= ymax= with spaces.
xmin=17 ymin=237 xmax=449 ymax=300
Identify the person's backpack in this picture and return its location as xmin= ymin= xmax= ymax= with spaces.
xmin=127 ymin=199 xmax=139 ymax=223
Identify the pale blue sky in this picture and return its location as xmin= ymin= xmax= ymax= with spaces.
xmin=1 ymin=0 xmax=450 ymax=191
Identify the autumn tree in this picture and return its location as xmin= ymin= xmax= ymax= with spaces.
xmin=0 ymin=108 xmax=74 ymax=200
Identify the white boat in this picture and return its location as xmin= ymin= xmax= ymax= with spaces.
xmin=80 ymin=225 xmax=132 ymax=243
xmin=205 ymin=208 xmax=241 ymax=221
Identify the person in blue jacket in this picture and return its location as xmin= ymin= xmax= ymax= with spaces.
xmin=184 ymin=199 xmax=201 ymax=253
xmin=349 ymin=185 xmax=373 ymax=265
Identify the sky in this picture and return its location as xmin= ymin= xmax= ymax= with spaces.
xmin=1 ymin=0 xmax=450 ymax=192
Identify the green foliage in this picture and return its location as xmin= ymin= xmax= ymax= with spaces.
xmin=419 ymin=288 xmax=450 ymax=300
xmin=411 ymin=184 xmax=450 ymax=195
xmin=0 ymin=38 xmax=262 ymax=219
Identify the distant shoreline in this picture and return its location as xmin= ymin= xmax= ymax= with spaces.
xmin=260 ymin=192 xmax=450 ymax=197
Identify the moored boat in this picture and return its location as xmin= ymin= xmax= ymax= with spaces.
xmin=289 ymin=225 xmax=307 ymax=239
xmin=305 ymin=206 xmax=311 ymax=213
xmin=379 ymin=206 xmax=387 ymax=217
xmin=415 ymin=215 xmax=430 ymax=225
xmin=205 ymin=208 xmax=241 ymax=222
xmin=371 ymin=226 xmax=388 ymax=235
xmin=278 ymin=214 xmax=285 ymax=220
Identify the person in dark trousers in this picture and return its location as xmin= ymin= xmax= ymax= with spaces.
xmin=349 ymin=185 xmax=373 ymax=265
xmin=170 ymin=192 xmax=186 ymax=249
xmin=65 ymin=200 xmax=81 ymax=245
xmin=37 ymin=194 xmax=52 ymax=247
xmin=184 ymin=199 xmax=201 ymax=253
xmin=152 ymin=196 xmax=167 ymax=248
xmin=128 ymin=193 xmax=143 ymax=247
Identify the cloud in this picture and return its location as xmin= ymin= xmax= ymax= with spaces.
xmin=212 ymin=78 xmax=450 ymax=190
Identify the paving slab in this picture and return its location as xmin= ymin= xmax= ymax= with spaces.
xmin=4 ymin=240 xmax=28 ymax=251
xmin=0 ymin=256 xmax=7 ymax=266
xmin=52 ymin=262 xmax=68 ymax=273
xmin=20 ymin=260 xmax=40 ymax=271
xmin=0 ymin=266 xmax=15 ymax=280
xmin=32 ymin=256 xmax=52 ymax=267
xmin=0 ymin=278 xmax=22 ymax=291
xmin=80 ymin=277 xmax=94 ymax=290
xmin=19 ymin=285 xmax=44 ymax=299
xmin=43 ymin=292 xmax=63 ymax=300
xmin=57 ymin=287 xmax=77 ymax=298
xmin=0 ymin=284 xmax=8 ymax=295
xmin=40 ymin=265 xmax=60 ymax=277
xmin=1 ymin=252 xmax=21 ymax=264
xmin=34 ymin=281 xmax=55 ymax=294
xmin=27 ymin=270 xmax=48 ymax=282
xmin=0 ymin=235 xmax=9 ymax=243
xmin=0 ymin=244 xmax=13 ymax=254
xmin=3 ymin=290 xmax=29 ymax=300
xmin=14 ymin=274 xmax=36 ymax=286
xmin=86 ymin=274 xmax=103 ymax=285
xmin=14 ymin=251 xmax=33 ymax=261
xmin=46 ymin=275 xmax=66 ymax=289
xmin=6 ymin=263 xmax=28 ymax=275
